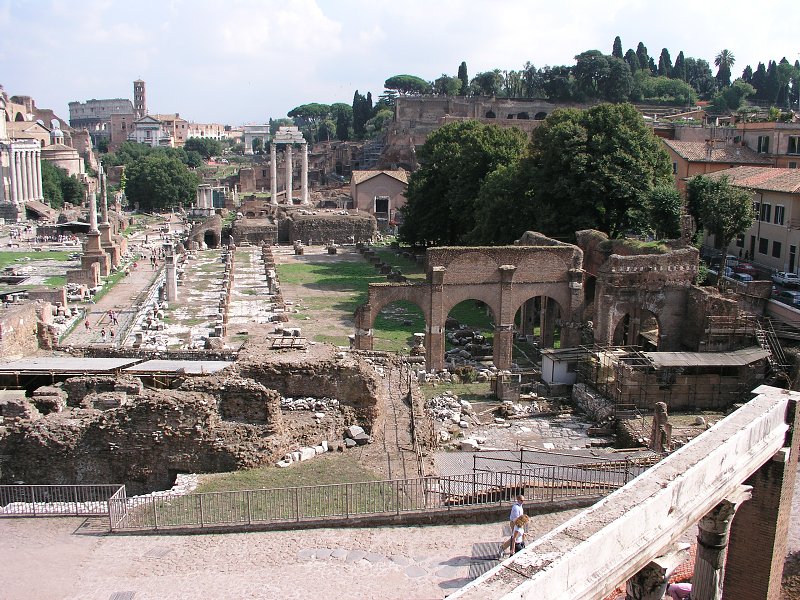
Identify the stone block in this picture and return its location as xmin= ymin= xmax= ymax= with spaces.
xmin=344 ymin=438 xmax=357 ymax=448
xmin=299 ymin=447 xmax=316 ymax=461
xmin=345 ymin=424 xmax=365 ymax=438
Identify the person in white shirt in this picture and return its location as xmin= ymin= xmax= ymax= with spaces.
xmin=498 ymin=494 xmax=525 ymax=558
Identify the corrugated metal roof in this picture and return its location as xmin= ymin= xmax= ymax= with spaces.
xmin=123 ymin=360 xmax=233 ymax=374
xmin=0 ymin=357 xmax=140 ymax=373
xmin=643 ymin=348 xmax=769 ymax=368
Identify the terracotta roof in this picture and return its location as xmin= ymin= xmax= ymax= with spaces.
xmin=705 ymin=166 xmax=800 ymax=193
xmin=661 ymin=139 xmax=772 ymax=164
xmin=351 ymin=170 xmax=409 ymax=185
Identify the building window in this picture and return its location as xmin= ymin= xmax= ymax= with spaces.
xmin=775 ymin=205 xmax=785 ymax=225
xmin=761 ymin=203 xmax=771 ymax=222
xmin=789 ymin=136 xmax=800 ymax=155
xmin=759 ymin=237 xmax=769 ymax=254
xmin=790 ymin=161 xmax=798 ymax=169
xmin=757 ymin=135 xmax=770 ymax=154
xmin=773 ymin=241 xmax=782 ymax=258
xmin=753 ymin=201 xmax=760 ymax=218
xmin=672 ymin=162 xmax=677 ymax=174
xmin=735 ymin=234 xmax=745 ymax=247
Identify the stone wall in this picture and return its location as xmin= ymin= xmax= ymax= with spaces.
xmin=284 ymin=212 xmax=377 ymax=245
xmin=231 ymin=218 xmax=278 ymax=246
xmin=0 ymin=301 xmax=50 ymax=358
xmin=180 ymin=374 xmax=283 ymax=430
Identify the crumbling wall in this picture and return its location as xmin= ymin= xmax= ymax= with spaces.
xmin=284 ymin=212 xmax=377 ymax=245
xmin=231 ymin=218 xmax=278 ymax=246
xmin=683 ymin=286 xmax=739 ymax=351
xmin=0 ymin=301 xmax=50 ymax=358
xmin=180 ymin=374 xmax=283 ymax=430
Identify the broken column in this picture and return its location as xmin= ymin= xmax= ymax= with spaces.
xmin=692 ymin=486 xmax=752 ymax=600
xmin=165 ymin=246 xmax=178 ymax=302
xmin=97 ymin=164 xmax=121 ymax=268
xmin=79 ymin=191 xmax=111 ymax=279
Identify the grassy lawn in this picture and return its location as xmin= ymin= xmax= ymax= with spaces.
xmin=195 ymin=454 xmax=380 ymax=493
xmin=0 ymin=251 xmax=72 ymax=270
xmin=43 ymin=275 xmax=67 ymax=287
xmin=420 ymin=380 xmax=495 ymax=403
xmin=374 ymin=248 xmax=426 ymax=281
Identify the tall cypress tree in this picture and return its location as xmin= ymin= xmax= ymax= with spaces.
xmin=612 ymin=36 xmax=623 ymax=59
xmin=741 ymin=65 xmax=753 ymax=84
xmin=672 ymin=51 xmax=686 ymax=81
xmin=752 ymin=63 xmax=767 ymax=100
xmin=352 ymin=90 xmax=367 ymax=138
xmin=657 ymin=48 xmax=672 ymax=77
xmin=457 ymin=61 xmax=469 ymax=95
xmin=636 ymin=42 xmax=650 ymax=71
xmin=624 ymin=49 xmax=639 ymax=73
xmin=765 ymin=61 xmax=779 ymax=104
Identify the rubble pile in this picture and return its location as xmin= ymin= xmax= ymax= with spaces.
xmin=280 ymin=396 xmax=341 ymax=412
xmin=416 ymin=367 xmax=496 ymax=385
xmin=425 ymin=390 xmax=476 ymax=432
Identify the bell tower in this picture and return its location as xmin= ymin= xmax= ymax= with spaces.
xmin=133 ymin=79 xmax=146 ymax=119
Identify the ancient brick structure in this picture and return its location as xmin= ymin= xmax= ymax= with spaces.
xmin=355 ymin=234 xmax=584 ymax=371
xmin=187 ymin=214 xmax=223 ymax=249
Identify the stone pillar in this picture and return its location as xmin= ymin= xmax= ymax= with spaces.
xmin=540 ymin=297 xmax=556 ymax=347
xmin=100 ymin=166 xmax=109 ymax=224
xmin=27 ymin=151 xmax=34 ymax=201
xmin=426 ymin=266 xmax=447 ymax=372
xmin=9 ymin=151 xmax=19 ymax=203
xmin=23 ymin=151 xmax=31 ymax=201
xmin=692 ymin=486 xmax=752 ymax=600
xmin=492 ymin=325 xmax=514 ymax=370
xmin=301 ymin=142 xmax=309 ymax=205
xmin=270 ymin=143 xmax=278 ymax=205
xmin=723 ymin=399 xmax=800 ymax=600
xmin=285 ymin=145 xmax=293 ymax=203
xmin=165 ymin=251 xmax=178 ymax=302
xmin=15 ymin=151 xmax=23 ymax=202
xmin=88 ymin=190 xmax=98 ymax=232
xmin=34 ymin=150 xmax=43 ymax=200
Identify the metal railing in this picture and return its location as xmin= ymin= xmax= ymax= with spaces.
xmin=0 ymin=484 xmax=124 ymax=517
xmin=108 ymin=462 xmax=648 ymax=532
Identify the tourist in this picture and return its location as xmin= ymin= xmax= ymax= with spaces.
xmin=665 ymin=582 xmax=692 ymax=599
xmin=84 ymin=319 xmax=90 ymax=331
xmin=511 ymin=514 xmax=529 ymax=554
xmin=100 ymin=328 xmax=106 ymax=342
xmin=498 ymin=494 xmax=525 ymax=558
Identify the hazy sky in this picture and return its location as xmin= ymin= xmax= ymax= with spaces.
xmin=1 ymin=0 xmax=797 ymax=125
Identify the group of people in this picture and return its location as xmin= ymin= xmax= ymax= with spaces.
xmin=83 ymin=310 xmax=119 ymax=344
xmin=497 ymin=495 xmax=693 ymax=599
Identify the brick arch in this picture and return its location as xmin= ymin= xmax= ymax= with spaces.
xmin=354 ymin=234 xmax=586 ymax=371
xmin=608 ymin=305 xmax=663 ymax=348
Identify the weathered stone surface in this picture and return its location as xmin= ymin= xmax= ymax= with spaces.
xmin=346 ymin=425 xmax=365 ymax=438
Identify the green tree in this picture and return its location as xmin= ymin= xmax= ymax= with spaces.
xmin=686 ymin=58 xmax=716 ymax=98
xmin=470 ymin=70 xmax=504 ymax=96
xmin=636 ymin=42 xmax=650 ymax=72
xmin=470 ymin=162 xmax=532 ymax=244
xmin=573 ymin=50 xmax=610 ymax=98
xmin=657 ymin=48 xmax=672 ymax=77
xmin=624 ymin=49 xmax=639 ymax=73
xmin=776 ymin=58 xmax=795 ymax=107
xmin=527 ymin=103 xmax=673 ymax=239
xmin=125 ymin=154 xmax=200 ymax=212
xmin=765 ymin=60 xmax=780 ymax=104
xmin=751 ymin=62 xmax=768 ymax=100
xmin=365 ymin=108 xmax=394 ymax=137
xmin=335 ymin=108 xmax=351 ymax=140
xmin=712 ymin=79 xmax=756 ymax=112
xmin=399 ymin=120 xmax=528 ymax=246
xmin=612 ymin=36 xmax=623 ymax=59
xmin=433 ymin=74 xmax=462 ymax=96
xmin=686 ymin=175 xmax=752 ymax=251
xmin=672 ymin=51 xmax=686 ymax=81
xmin=521 ymin=62 xmax=545 ymax=98
xmin=541 ymin=65 xmax=575 ymax=101
xmin=457 ymin=61 xmax=469 ymax=95
xmin=40 ymin=161 xmax=85 ymax=208
xmin=714 ymin=49 xmax=736 ymax=87
xmin=636 ymin=184 xmax=682 ymax=239
xmin=184 ymin=137 xmax=223 ymax=159
xmin=251 ymin=137 xmax=263 ymax=154
xmin=288 ymin=103 xmax=332 ymax=141
xmin=384 ymin=74 xmax=431 ymax=95
xmin=352 ymin=90 xmax=373 ymax=139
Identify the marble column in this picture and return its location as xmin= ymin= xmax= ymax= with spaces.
xmin=301 ymin=142 xmax=308 ymax=205
xmin=100 ymin=166 xmax=109 ymax=224
xmin=270 ymin=143 xmax=278 ymax=205
xmin=23 ymin=151 xmax=31 ymax=201
xmin=34 ymin=150 xmax=43 ymax=200
xmin=9 ymin=151 xmax=19 ymax=203
xmin=692 ymin=486 xmax=752 ymax=600
xmin=285 ymin=145 xmax=293 ymax=203
xmin=88 ymin=191 xmax=99 ymax=232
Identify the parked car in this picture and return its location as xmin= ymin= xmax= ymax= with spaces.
xmin=776 ymin=290 xmax=800 ymax=306
xmin=732 ymin=272 xmax=753 ymax=282
xmin=732 ymin=263 xmax=758 ymax=277
xmin=772 ymin=272 xmax=800 ymax=287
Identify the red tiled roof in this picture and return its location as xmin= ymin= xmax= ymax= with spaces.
xmin=705 ymin=166 xmax=800 ymax=193
xmin=662 ymin=139 xmax=772 ymax=165
xmin=351 ymin=170 xmax=409 ymax=185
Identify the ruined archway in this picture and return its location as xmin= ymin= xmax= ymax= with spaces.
xmin=611 ymin=309 xmax=661 ymax=349
xmin=534 ymin=111 xmax=547 ymax=120
xmin=485 ymin=111 xmax=496 ymax=118
xmin=372 ymin=299 xmax=426 ymax=353
xmin=204 ymin=230 xmax=220 ymax=249
xmin=443 ymin=299 xmax=496 ymax=368
xmin=517 ymin=112 xmax=530 ymax=119
xmin=513 ymin=295 xmax=565 ymax=367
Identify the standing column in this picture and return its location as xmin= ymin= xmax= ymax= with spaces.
xmin=34 ymin=150 xmax=43 ymax=200
xmin=9 ymin=151 xmax=19 ymax=204
xmin=15 ymin=152 xmax=24 ymax=202
xmin=100 ymin=165 xmax=109 ymax=224
xmin=88 ymin=191 xmax=99 ymax=233
xmin=301 ymin=142 xmax=309 ymax=205
xmin=270 ymin=143 xmax=278 ymax=205
xmin=285 ymin=145 xmax=293 ymax=204
xmin=692 ymin=487 xmax=752 ymax=600
xmin=23 ymin=151 xmax=31 ymax=201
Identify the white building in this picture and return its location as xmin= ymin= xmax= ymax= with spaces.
xmin=0 ymin=95 xmax=44 ymax=221
xmin=128 ymin=115 xmax=174 ymax=147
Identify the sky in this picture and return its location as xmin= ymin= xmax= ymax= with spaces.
xmin=1 ymin=0 xmax=798 ymax=126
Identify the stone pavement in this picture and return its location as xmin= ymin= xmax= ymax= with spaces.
xmin=0 ymin=509 xmax=583 ymax=600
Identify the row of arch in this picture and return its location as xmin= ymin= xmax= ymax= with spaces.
xmin=485 ymin=111 xmax=548 ymax=120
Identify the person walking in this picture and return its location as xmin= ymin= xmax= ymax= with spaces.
xmin=498 ymin=494 xmax=525 ymax=558
xmin=100 ymin=328 xmax=106 ymax=343
xmin=84 ymin=319 xmax=90 ymax=331
xmin=511 ymin=514 xmax=530 ymax=554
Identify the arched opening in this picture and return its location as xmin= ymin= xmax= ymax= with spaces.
xmin=372 ymin=300 xmax=426 ymax=353
xmin=517 ymin=112 xmax=530 ymax=120
xmin=513 ymin=296 xmax=564 ymax=367
xmin=203 ymin=230 xmax=220 ymax=249
xmin=444 ymin=300 xmax=495 ymax=368
xmin=485 ymin=111 xmax=496 ymax=119
xmin=612 ymin=309 xmax=660 ymax=349
xmin=14 ymin=112 xmax=24 ymax=122
xmin=506 ymin=114 xmax=515 ymax=119
xmin=534 ymin=111 xmax=548 ymax=120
